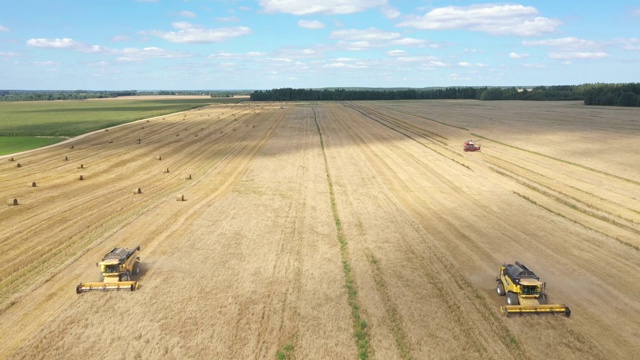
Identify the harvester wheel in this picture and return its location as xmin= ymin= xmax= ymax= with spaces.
xmin=133 ymin=263 xmax=140 ymax=275
xmin=496 ymin=282 xmax=505 ymax=296
xmin=506 ymin=292 xmax=519 ymax=305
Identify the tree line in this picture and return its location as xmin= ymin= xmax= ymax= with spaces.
xmin=0 ymin=90 xmax=137 ymax=101
xmin=250 ymin=83 xmax=640 ymax=107
xmin=3 ymin=84 xmax=639 ymax=106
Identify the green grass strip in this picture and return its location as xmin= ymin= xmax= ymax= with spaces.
xmin=0 ymin=136 xmax=67 ymax=156
xmin=313 ymin=107 xmax=371 ymax=360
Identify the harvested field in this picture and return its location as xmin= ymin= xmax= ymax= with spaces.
xmin=0 ymin=100 xmax=639 ymax=359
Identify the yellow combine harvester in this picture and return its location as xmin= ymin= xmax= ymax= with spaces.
xmin=496 ymin=261 xmax=570 ymax=317
xmin=76 ymin=245 xmax=141 ymax=293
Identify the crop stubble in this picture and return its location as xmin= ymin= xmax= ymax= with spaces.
xmin=0 ymin=100 xmax=638 ymax=359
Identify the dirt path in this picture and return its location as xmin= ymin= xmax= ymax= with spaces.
xmin=0 ymin=100 xmax=638 ymax=359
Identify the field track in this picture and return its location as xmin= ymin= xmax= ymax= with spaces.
xmin=0 ymin=100 xmax=639 ymax=359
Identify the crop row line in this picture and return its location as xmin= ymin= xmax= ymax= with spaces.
xmin=492 ymin=167 xmax=640 ymax=252
xmin=312 ymin=106 xmax=371 ymax=360
xmin=343 ymin=104 xmax=470 ymax=170
xmin=473 ymin=133 xmax=639 ymax=186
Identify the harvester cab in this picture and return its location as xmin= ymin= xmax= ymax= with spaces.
xmin=76 ymin=245 xmax=141 ymax=293
xmin=496 ymin=261 xmax=570 ymax=317
xmin=463 ymin=140 xmax=481 ymax=152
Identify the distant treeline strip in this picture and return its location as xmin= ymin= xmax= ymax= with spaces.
xmin=250 ymin=83 xmax=640 ymax=107
xmin=0 ymin=90 xmax=251 ymax=101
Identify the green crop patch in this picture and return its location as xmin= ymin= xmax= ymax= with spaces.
xmin=0 ymin=98 xmax=245 ymax=154
xmin=0 ymin=136 xmax=66 ymax=156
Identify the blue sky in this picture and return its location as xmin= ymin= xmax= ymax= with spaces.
xmin=1 ymin=0 xmax=639 ymax=90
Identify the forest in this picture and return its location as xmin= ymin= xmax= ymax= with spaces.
xmin=250 ymin=83 xmax=640 ymax=106
xmin=2 ymin=84 xmax=639 ymax=106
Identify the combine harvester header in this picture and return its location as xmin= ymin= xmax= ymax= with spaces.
xmin=496 ymin=261 xmax=571 ymax=317
xmin=76 ymin=245 xmax=141 ymax=293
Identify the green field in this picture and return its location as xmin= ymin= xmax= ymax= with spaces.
xmin=0 ymin=97 xmax=244 ymax=155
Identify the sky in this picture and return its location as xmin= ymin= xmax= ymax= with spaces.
xmin=1 ymin=0 xmax=639 ymax=90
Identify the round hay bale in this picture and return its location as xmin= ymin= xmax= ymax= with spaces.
xmin=176 ymin=133 xmax=180 ymax=137
xmin=31 ymin=181 xmax=37 ymax=187
xmin=156 ymin=156 xmax=162 ymax=160
xmin=16 ymin=162 xmax=22 ymax=168
xmin=64 ymin=156 xmax=69 ymax=161
xmin=8 ymin=198 xmax=18 ymax=206
xmin=108 ymin=140 xmax=113 ymax=144
xmin=163 ymin=168 xmax=170 ymax=173
xmin=134 ymin=187 xmax=142 ymax=194
xmin=79 ymin=175 xmax=84 ymax=180
xmin=105 ymin=128 xmax=109 ymax=132
xmin=78 ymin=164 xmax=84 ymax=169
xmin=176 ymin=194 xmax=185 ymax=201
xmin=147 ymin=120 xmax=150 ymax=123
xmin=70 ymin=145 xmax=74 ymax=149
xmin=8 ymin=157 xmax=14 ymax=161
xmin=185 ymin=174 xmax=192 ymax=180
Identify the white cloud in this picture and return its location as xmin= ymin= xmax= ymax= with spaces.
xmin=298 ymin=20 xmax=325 ymax=29
xmin=0 ymin=25 xmax=9 ymax=32
xmin=614 ymin=38 xmax=640 ymax=50
xmin=331 ymin=28 xmax=400 ymax=41
xmin=216 ymin=16 xmax=240 ymax=22
xmin=387 ymin=50 xmax=407 ymax=57
xmin=323 ymin=60 xmax=368 ymax=69
xmin=381 ymin=5 xmax=400 ymax=19
xmin=27 ymin=37 xmax=192 ymax=63
xmin=548 ymin=51 xmax=609 ymax=60
xmin=523 ymin=37 xmax=599 ymax=49
xmin=180 ymin=10 xmax=197 ymax=18
xmin=111 ymin=35 xmax=130 ymax=42
xmin=27 ymin=38 xmax=106 ymax=53
xmin=34 ymin=60 xmax=58 ymax=66
xmin=331 ymin=29 xmax=433 ymax=51
xmin=523 ymin=37 xmax=613 ymax=60
xmin=396 ymin=56 xmax=442 ymax=66
xmin=398 ymin=4 xmax=561 ymax=36
xmin=0 ymin=51 xmax=18 ymax=60
xmin=457 ymin=61 xmax=487 ymax=67
xmin=145 ymin=26 xmax=251 ymax=43
xmin=268 ymin=57 xmax=293 ymax=63
xmin=389 ymin=37 xmax=429 ymax=47
xmin=259 ymin=0 xmax=386 ymax=15
xmin=172 ymin=21 xmax=196 ymax=30
xmin=116 ymin=47 xmax=192 ymax=62
xmin=208 ymin=51 xmax=266 ymax=59
xmin=509 ymin=52 xmax=529 ymax=59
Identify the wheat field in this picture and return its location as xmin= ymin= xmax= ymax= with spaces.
xmin=0 ymin=100 xmax=639 ymax=359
